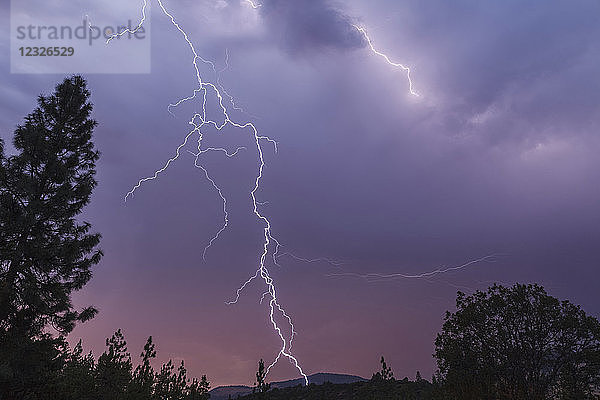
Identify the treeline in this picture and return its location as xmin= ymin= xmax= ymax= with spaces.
xmin=239 ymin=285 xmax=600 ymax=400
xmin=238 ymin=356 xmax=434 ymax=400
xmin=1 ymin=330 xmax=209 ymax=400
xmin=240 ymin=379 xmax=433 ymax=400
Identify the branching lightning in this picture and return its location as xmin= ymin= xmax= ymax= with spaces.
xmin=353 ymin=25 xmax=419 ymax=97
xmin=110 ymin=0 xmax=308 ymax=385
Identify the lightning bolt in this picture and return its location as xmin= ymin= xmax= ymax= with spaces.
xmin=353 ymin=25 xmax=419 ymax=97
xmin=108 ymin=0 xmax=308 ymax=385
xmin=238 ymin=1 xmax=419 ymax=97
xmin=244 ymin=0 xmax=262 ymax=9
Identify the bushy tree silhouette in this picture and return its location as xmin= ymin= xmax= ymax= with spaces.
xmin=435 ymin=283 xmax=600 ymax=400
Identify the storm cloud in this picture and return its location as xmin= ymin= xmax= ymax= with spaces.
xmin=257 ymin=0 xmax=365 ymax=54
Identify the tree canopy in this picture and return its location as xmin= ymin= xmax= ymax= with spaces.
xmin=434 ymin=283 xmax=600 ymax=400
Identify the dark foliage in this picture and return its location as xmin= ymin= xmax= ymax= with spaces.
xmin=0 ymin=75 xmax=102 ymax=338
xmin=239 ymin=378 xmax=433 ymax=400
xmin=0 ymin=75 xmax=102 ymax=399
xmin=253 ymin=359 xmax=271 ymax=394
xmin=0 ymin=329 xmax=210 ymax=400
xmin=89 ymin=330 xmax=211 ymax=400
xmin=372 ymin=356 xmax=394 ymax=382
xmin=434 ymin=283 xmax=600 ymax=400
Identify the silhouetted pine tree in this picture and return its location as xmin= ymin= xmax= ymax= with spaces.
xmin=57 ymin=340 xmax=96 ymax=399
xmin=186 ymin=374 xmax=211 ymax=400
xmin=130 ymin=336 xmax=157 ymax=399
xmin=372 ymin=356 xmax=394 ymax=382
xmin=96 ymin=329 xmax=133 ymax=400
xmin=254 ymin=359 xmax=271 ymax=393
xmin=0 ymin=75 xmax=101 ymax=398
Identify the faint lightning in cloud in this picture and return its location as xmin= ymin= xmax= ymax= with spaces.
xmin=328 ymin=255 xmax=498 ymax=282
xmin=276 ymin=252 xmax=344 ymax=268
xmin=217 ymin=49 xmax=259 ymax=119
xmin=353 ymin=25 xmax=419 ymax=97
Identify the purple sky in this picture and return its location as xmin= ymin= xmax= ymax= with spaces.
xmin=1 ymin=0 xmax=600 ymax=387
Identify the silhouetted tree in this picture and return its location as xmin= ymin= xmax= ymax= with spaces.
xmin=0 ymin=75 xmax=101 ymax=398
xmin=155 ymin=360 xmax=200 ymax=400
xmin=96 ymin=329 xmax=132 ymax=400
xmin=186 ymin=374 xmax=210 ymax=400
xmin=0 ymin=333 xmax=65 ymax=398
xmin=155 ymin=360 xmax=179 ymax=399
xmin=57 ymin=340 xmax=96 ymax=399
xmin=130 ymin=336 xmax=157 ymax=398
xmin=435 ymin=283 xmax=600 ymax=400
xmin=254 ymin=359 xmax=271 ymax=393
xmin=0 ymin=75 xmax=101 ymax=336
xmin=372 ymin=356 xmax=394 ymax=382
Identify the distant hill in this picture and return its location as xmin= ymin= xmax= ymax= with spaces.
xmin=235 ymin=378 xmax=434 ymax=400
xmin=209 ymin=385 xmax=254 ymax=400
xmin=209 ymin=373 xmax=367 ymax=400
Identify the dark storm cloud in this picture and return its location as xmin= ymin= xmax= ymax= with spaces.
xmin=257 ymin=0 xmax=365 ymax=54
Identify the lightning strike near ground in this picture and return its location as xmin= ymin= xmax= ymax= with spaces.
xmin=354 ymin=25 xmax=420 ymax=97
xmin=109 ymin=0 xmax=308 ymax=385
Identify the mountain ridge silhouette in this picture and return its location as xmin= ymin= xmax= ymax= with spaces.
xmin=209 ymin=372 xmax=367 ymax=400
